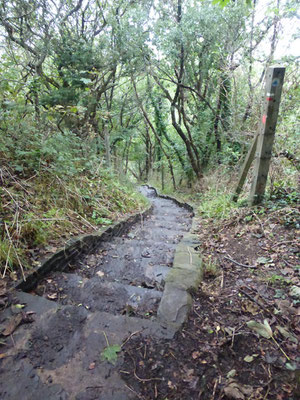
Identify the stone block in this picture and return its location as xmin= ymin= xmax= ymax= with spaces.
xmin=173 ymin=249 xmax=202 ymax=270
xmin=165 ymin=266 xmax=202 ymax=290
xmin=157 ymin=284 xmax=192 ymax=327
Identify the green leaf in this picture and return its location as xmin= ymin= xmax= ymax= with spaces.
xmin=285 ymin=362 xmax=297 ymax=371
xmin=101 ymin=344 xmax=121 ymax=364
xmin=256 ymin=256 xmax=271 ymax=265
xmin=247 ymin=320 xmax=273 ymax=339
xmin=226 ymin=369 xmax=236 ymax=378
xmin=244 ymin=354 xmax=258 ymax=363
xmin=68 ymin=106 xmax=78 ymax=113
xmin=14 ymin=304 xmax=25 ymax=309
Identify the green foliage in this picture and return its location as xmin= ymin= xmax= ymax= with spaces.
xmin=0 ymin=240 xmax=18 ymax=270
xmin=197 ymin=169 xmax=239 ymax=219
xmin=217 ymin=142 xmax=243 ymax=166
xmin=41 ymin=88 xmax=80 ymax=107
xmin=204 ymin=257 xmax=220 ymax=278
xmin=91 ymin=213 xmax=113 ymax=226
xmin=212 ymin=0 xmax=253 ymax=7
xmin=267 ymin=274 xmax=291 ymax=287
xmin=198 ymin=192 xmax=237 ymax=219
xmin=101 ymin=344 xmax=121 ymax=364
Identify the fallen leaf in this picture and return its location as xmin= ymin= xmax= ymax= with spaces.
xmin=96 ymin=271 xmax=105 ymax=277
xmin=256 ymin=256 xmax=271 ymax=265
xmin=247 ymin=319 xmax=272 ymax=339
xmin=224 ymin=380 xmax=253 ymax=399
xmin=101 ymin=344 xmax=121 ymax=365
xmin=47 ymin=293 xmax=58 ymax=300
xmin=10 ymin=272 xmax=17 ymax=281
xmin=289 ymin=286 xmax=300 ymax=299
xmin=275 ymin=299 xmax=297 ymax=316
xmin=0 ymin=282 xmax=7 ymax=297
xmin=244 ymin=354 xmax=258 ymax=363
xmin=285 ymin=362 xmax=297 ymax=371
xmin=167 ymin=380 xmax=176 ymax=389
xmin=88 ymin=362 xmax=95 ymax=370
xmin=2 ymin=314 xmax=23 ymax=336
xmin=227 ymin=369 xmax=237 ymax=378
xmin=265 ymin=352 xmax=278 ymax=364
xmin=280 ymin=268 xmax=294 ymax=276
xmin=241 ymin=300 xmax=259 ymax=315
xmin=224 ymin=385 xmax=244 ymax=400
xmin=192 ymin=351 xmax=200 ymax=359
xmin=276 ymin=326 xmax=298 ymax=343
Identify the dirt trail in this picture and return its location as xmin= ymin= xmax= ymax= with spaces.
xmin=0 ymin=186 xmax=193 ymax=400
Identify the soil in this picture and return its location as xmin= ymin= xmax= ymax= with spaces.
xmin=121 ymin=205 xmax=300 ymax=399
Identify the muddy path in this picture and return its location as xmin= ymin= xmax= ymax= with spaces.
xmin=0 ymin=186 xmax=193 ymax=400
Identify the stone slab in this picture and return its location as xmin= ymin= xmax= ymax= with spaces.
xmin=165 ymin=267 xmax=202 ymax=290
xmin=157 ymin=284 xmax=192 ymax=328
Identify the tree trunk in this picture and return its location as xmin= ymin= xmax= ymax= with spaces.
xmin=104 ymin=126 xmax=111 ymax=169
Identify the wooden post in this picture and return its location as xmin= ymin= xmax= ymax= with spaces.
xmin=232 ymin=133 xmax=258 ymax=202
xmin=249 ymin=66 xmax=285 ymax=205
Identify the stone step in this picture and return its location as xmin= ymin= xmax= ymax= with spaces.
xmin=135 ymin=227 xmax=186 ymax=243
xmin=95 ymin=241 xmax=175 ymax=265
xmin=35 ymin=272 xmax=162 ymax=317
xmin=0 ymin=299 xmax=174 ymax=400
xmin=102 ymin=237 xmax=177 ymax=251
xmin=140 ymin=220 xmax=190 ymax=232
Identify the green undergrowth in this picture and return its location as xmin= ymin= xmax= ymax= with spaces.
xmin=151 ymin=164 xmax=299 ymax=223
xmin=0 ymin=163 xmax=147 ymax=282
xmin=197 ymin=166 xmax=299 ymax=225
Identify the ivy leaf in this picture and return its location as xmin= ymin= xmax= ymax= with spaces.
xmin=256 ymin=256 xmax=271 ymax=265
xmin=247 ymin=320 xmax=273 ymax=339
xmin=101 ymin=344 xmax=121 ymax=364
